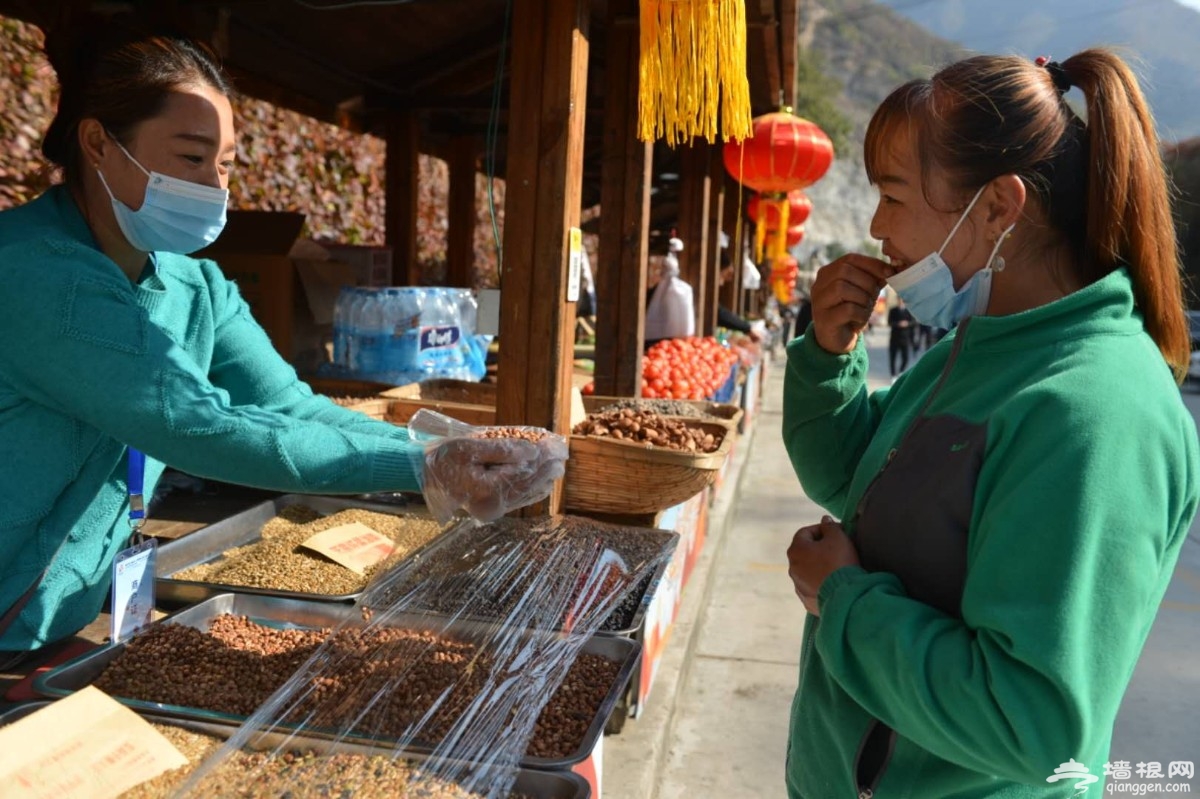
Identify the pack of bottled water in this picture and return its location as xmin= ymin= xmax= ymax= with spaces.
xmin=331 ymin=287 xmax=486 ymax=385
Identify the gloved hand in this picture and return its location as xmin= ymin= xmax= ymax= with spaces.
xmin=408 ymin=410 xmax=570 ymax=523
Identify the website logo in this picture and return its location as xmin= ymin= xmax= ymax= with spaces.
xmin=1047 ymin=759 xmax=1100 ymax=794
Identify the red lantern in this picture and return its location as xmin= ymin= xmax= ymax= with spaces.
xmin=723 ymin=111 xmax=834 ymax=193
xmin=747 ymin=191 xmax=813 ymax=231
xmin=785 ymin=225 xmax=805 ymax=247
xmin=725 ymin=110 xmax=831 ymax=262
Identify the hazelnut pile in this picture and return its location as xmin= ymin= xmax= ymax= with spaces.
xmin=472 ymin=427 xmax=549 ymax=442
xmin=572 ymin=408 xmax=722 ymax=453
xmin=94 ymin=613 xmax=620 ymax=760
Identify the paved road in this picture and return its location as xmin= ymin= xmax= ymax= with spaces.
xmin=1109 ymin=387 xmax=1200 ymax=787
xmin=606 ymin=331 xmax=1200 ymax=797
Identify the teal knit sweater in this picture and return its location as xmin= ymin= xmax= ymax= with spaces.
xmin=0 ymin=186 xmax=422 ymax=650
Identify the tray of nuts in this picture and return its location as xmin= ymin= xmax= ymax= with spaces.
xmin=33 ymin=593 xmax=639 ymax=771
xmin=370 ymin=515 xmax=679 ymax=637
xmin=156 ymin=495 xmax=448 ymax=605
xmin=0 ymin=703 xmax=588 ymax=798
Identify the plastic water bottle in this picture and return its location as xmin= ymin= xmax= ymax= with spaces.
xmin=343 ymin=287 xmax=369 ymax=373
xmin=381 ymin=287 xmax=422 ymax=385
xmin=417 ymin=288 xmax=467 ymax=380
xmin=331 ymin=286 xmax=357 ymax=373
xmin=353 ymin=288 xmax=387 ymax=379
xmin=456 ymin=289 xmax=478 ymax=337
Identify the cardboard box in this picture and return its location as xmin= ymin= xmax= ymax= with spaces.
xmin=320 ymin=243 xmax=393 ymax=287
xmin=196 ymin=211 xmax=305 ymax=360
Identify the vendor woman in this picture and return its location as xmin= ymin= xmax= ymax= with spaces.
xmin=0 ymin=32 xmax=556 ymax=660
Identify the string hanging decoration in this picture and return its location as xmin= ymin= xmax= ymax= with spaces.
xmin=637 ymin=0 xmax=753 ymax=144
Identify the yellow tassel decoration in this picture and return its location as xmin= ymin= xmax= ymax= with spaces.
xmin=769 ymin=197 xmax=790 ymax=262
xmin=754 ymin=219 xmax=767 ymax=264
xmin=638 ymin=0 xmax=753 ymax=144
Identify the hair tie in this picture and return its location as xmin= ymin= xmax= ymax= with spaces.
xmin=1035 ymin=56 xmax=1072 ymax=95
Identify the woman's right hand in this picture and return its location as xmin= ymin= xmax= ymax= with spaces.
xmin=809 ymin=254 xmax=894 ymax=354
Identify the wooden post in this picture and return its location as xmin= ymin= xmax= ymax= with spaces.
xmin=495 ymin=0 xmax=589 ymax=514
xmin=594 ymin=4 xmax=651 ymax=397
xmin=677 ymin=143 xmax=711 ymax=335
xmin=384 ymin=112 xmax=421 ymax=285
xmin=701 ymin=149 xmax=726 ymax=336
xmin=446 ymin=135 xmax=477 ymax=288
xmin=721 ymin=183 xmax=743 ymax=315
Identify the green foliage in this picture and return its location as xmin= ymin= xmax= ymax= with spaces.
xmin=793 ymin=47 xmax=853 ymax=156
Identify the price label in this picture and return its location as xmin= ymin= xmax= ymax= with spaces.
xmin=0 ymin=686 xmax=188 ymax=799
xmin=567 ymin=227 xmax=583 ymax=302
xmin=302 ymin=523 xmax=395 ymax=575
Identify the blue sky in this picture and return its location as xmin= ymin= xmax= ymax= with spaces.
xmin=1179 ymin=0 xmax=1200 ymax=10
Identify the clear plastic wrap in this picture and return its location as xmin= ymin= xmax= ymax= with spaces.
xmin=409 ymin=408 xmax=570 ymax=524
xmin=165 ymin=514 xmax=672 ymax=799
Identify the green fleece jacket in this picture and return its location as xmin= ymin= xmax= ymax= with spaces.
xmin=0 ymin=186 xmax=422 ymax=651
xmin=782 ymin=268 xmax=1199 ymax=798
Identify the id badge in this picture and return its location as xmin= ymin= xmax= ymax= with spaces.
xmin=110 ymin=538 xmax=157 ymax=643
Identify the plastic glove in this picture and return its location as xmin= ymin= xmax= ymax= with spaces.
xmin=409 ymin=410 xmax=570 ymax=523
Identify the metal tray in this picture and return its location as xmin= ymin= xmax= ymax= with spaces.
xmin=380 ymin=522 xmax=680 ymax=638
xmin=599 ymin=537 xmax=677 ymax=637
xmin=0 ymin=700 xmax=53 ymax=725
xmin=34 ymin=593 xmax=639 ymax=771
xmin=155 ymin=494 xmax=434 ymax=605
xmin=0 ymin=701 xmax=587 ymax=797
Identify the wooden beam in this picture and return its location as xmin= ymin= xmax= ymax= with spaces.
xmin=781 ymin=0 xmax=799 ymax=108
xmin=446 ymin=135 xmax=478 ymax=288
xmin=761 ymin=20 xmax=783 ymax=110
xmin=495 ymin=0 xmax=589 ymax=515
xmin=594 ymin=4 xmax=650 ymax=398
xmin=701 ymin=149 xmax=727 ymax=336
xmin=722 ymin=182 xmax=746 ymax=315
xmin=677 ymin=143 xmax=712 ymax=336
xmin=384 ymin=112 xmax=421 ymax=286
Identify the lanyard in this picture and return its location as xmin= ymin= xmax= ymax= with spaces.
xmin=127 ymin=447 xmax=146 ymax=541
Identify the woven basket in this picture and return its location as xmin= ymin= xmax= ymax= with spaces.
xmin=382 ymin=379 xmax=498 ymax=426
xmin=583 ymin=395 xmax=744 ymax=433
xmin=563 ymin=421 xmax=733 ymax=514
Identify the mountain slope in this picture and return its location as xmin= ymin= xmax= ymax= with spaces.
xmin=876 ymin=0 xmax=1200 ymax=142
xmin=796 ymin=0 xmax=964 ymax=257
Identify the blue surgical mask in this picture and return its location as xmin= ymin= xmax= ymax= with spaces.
xmin=886 ymin=185 xmax=1015 ymax=329
xmin=96 ymin=135 xmax=229 ymax=254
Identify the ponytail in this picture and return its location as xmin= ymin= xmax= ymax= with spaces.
xmin=1062 ymin=50 xmax=1189 ymax=381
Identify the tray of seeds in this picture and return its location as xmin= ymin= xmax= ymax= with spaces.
xmin=370 ymin=515 xmax=678 ymax=637
xmin=156 ymin=495 xmax=448 ymax=605
xmin=0 ymin=702 xmax=588 ymax=798
xmin=34 ymin=593 xmax=639 ymax=771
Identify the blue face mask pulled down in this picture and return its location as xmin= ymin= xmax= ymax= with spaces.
xmin=96 ymin=136 xmax=229 ymax=255
xmin=885 ymin=185 xmax=1014 ymax=329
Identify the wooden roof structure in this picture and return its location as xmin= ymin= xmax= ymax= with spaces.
xmin=1 ymin=0 xmax=800 ymax=513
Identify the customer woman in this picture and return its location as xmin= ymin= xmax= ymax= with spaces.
xmin=781 ymin=50 xmax=1199 ymax=797
xmin=0 ymin=32 xmax=561 ymax=657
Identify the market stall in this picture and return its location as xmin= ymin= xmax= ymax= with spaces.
xmin=0 ymin=0 xmax=800 ymax=796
